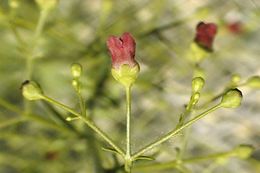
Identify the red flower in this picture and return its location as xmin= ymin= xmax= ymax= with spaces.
xmin=194 ymin=22 xmax=217 ymax=51
xmin=227 ymin=22 xmax=243 ymax=34
xmin=107 ymin=32 xmax=138 ymax=69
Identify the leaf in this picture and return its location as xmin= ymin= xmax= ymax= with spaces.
xmin=102 ymin=147 xmax=121 ymax=155
xmin=135 ymin=155 xmax=155 ymax=161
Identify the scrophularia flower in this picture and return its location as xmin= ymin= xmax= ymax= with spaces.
xmin=194 ymin=22 xmax=218 ymax=51
xmin=107 ymin=32 xmax=139 ymax=87
xmin=227 ymin=21 xmax=243 ymax=34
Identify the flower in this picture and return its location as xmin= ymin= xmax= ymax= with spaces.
xmin=227 ymin=22 xmax=243 ymax=34
xmin=107 ymin=32 xmax=138 ymax=69
xmin=107 ymin=32 xmax=139 ymax=87
xmin=194 ymin=22 xmax=217 ymax=51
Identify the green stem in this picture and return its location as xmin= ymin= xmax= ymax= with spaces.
xmin=132 ymin=104 xmax=222 ymax=160
xmin=125 ymin=86 xmax=132 ymax=172
xmin=77 ymin=92 xmax=87 ymax=117
xmin=75 ymin=88 xmax=104 ymax=173
xmin=0 ymin=117 xmax=25 ymax=129
xmin=176 ymin=95 xmax=195 ymax=159
xmin=0 ymin=98 xmax=77 ymax=134
xmin=42 ymin=95 xmax=125 ymax=157
xmin=126 ymin=86 xmax=131 ymax=157
xmin=133 ymin=150 xmax=233 ymax=171
xmin=26 ymin=9 xmax=49 ymax=79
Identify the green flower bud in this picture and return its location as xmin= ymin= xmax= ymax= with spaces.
xmin=111 ymin=64 xmax=139 ymax=88
xmin=21 ymin=80 xmax=44 ymax=100
xmin=192 ymin=77 xmax=205 ymax=93
xmin=220 ymin=88 xmax=242 ymax=108
xmin=35 ymin=0 xmax=58 ymax=11
xmin=72 ymin=79 xmax=80 ymax=92
xmin=246 ymin=76 xmax=260 ymax=89
xmin=231 ymin=74 xmax=241 ymax=85
xmin=71 ymin=63 xmax=82 ymax=79
xmin=233 ymin=144 xmax=254 ymax=159
xmin=191 ymin=92 xmax=200 ymax=105
xmin=9 ymin=0 xmax=20 ymax=9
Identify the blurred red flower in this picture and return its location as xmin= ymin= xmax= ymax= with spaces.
xmin=194 ymin=22 xmax=218 ymax=51
xmin=227 ymin=22 xmax=243 ymax=34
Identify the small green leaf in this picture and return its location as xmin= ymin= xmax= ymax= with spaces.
xmin=135 ymin=155 xmax=155 ymax=161
xmin=102 ymin=147 xmax=121 ymax=155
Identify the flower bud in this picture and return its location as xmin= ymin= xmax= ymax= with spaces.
xmin=246 ymin=76 xmax=260 ymax=89
xmin=192 ymin=77 xmax=205 ymax=93
xmin=233 ymin=144 xmax=254 ymax=159
xmin=71 ymin=63 xmax=82 ymax=79
xmin=191 ymin=92 xmax=200 ymax=106
xmin=72 ymin=79 xmax=80 ymax=92
xmin=21 ymin=80 xmax=44 ymax=100
xmin=35 ymin=0 xmax=58 ymax=11
xmin=107 ymin=32 xmax=140 ymax=87
xmin=220 ymin=88 xmax=242 ymax=108
xmin=9 ymin=0 xmax=20 ymax=9
xmin=231 ymin=74 xmax=241 ymax=85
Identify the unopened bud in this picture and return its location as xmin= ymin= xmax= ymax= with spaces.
xmin=35 ymin=0 xmax=58 ymax=11
xmin=21 ymin=80 xmax=44 ymax=100
xmin=246 ymin=76 xmax=260 ymax=89
xmin=9 ymin=0 xmax=20 ymax=9
xmin=71 ymin=63 xmax=82 ymax=79
xmin=192 ymin=77 xmax=205 ymax=93
xmin=220 ymin=88 xmax=242 ymax=108
xmin=72 ymin=79 xmax=80 ymax=92
xmin=191 ymin=92 xmax=200 ymax=105
xmin=231 ymin=74 xmax=241 ymax=85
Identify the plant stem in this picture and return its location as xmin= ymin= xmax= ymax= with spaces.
xmin=42 ymin=95 xmax=125 ymax=157
xmin=75 ymin=87 xmax=104 ymax=173
xmin=132 ymin=104 xmax=222 ymax=160
xmin=0 ymin=98 xmax=77 ymax=135
xmin=125 ymin=86 xmax=132 ymax=172
xmin=26 ymin=9 xmax=49 ymax=79
xmin=133 ymin=150 xmax=233 ymax=171
xmin=126 ymin=86 xmax=131 ymax=157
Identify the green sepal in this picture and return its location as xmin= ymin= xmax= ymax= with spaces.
xmin=21 ymin=80 xmax=44 ymax=101
xmin=220 ymin=88 xmax=242 ymax=108
xmin=111 ymin=64 xmax=140 ymax=87
xmin=189 ymin=42 xmax=209 ymax=62
xmin=192 ymin=77 xmax=205 ymax=93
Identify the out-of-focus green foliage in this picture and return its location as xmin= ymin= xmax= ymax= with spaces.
xmin=0 ymin=0 xmax=260 ymax=173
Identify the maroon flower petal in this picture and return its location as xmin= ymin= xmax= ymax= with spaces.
xmin=107 ymin=32 xmax=137 ymax=69
xmin=194 ymin=22 xmax=218 ymax=51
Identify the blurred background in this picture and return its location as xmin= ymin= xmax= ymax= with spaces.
xmin=0 ymin=0 xmax=259 ymax=172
